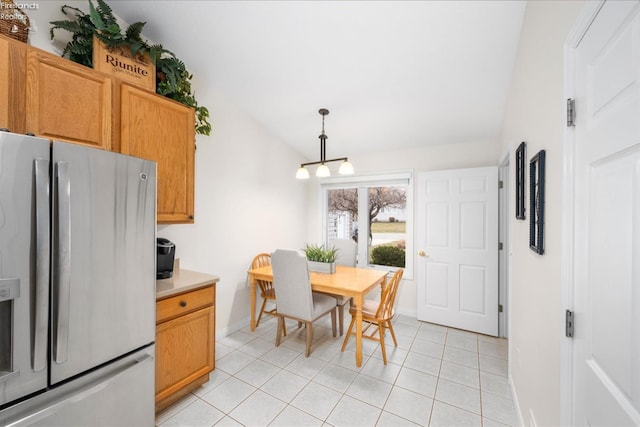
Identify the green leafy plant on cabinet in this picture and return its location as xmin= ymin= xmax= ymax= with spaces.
xmin=50 ymin=0 xmax=211 ymax=136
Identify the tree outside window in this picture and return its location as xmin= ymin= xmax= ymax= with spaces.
xmin=327 ymin=185 xmax=407 ymax=268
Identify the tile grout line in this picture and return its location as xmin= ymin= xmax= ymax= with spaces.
xmin=426 ymin=327 xmax=447 ymax=426
xmin=371 ymin=319 xmax=422 ymax=426
xmin=477 ymin=333 xmax=486 ymax=426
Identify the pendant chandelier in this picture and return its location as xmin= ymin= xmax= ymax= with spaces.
xmin=296 ymin=108 xmax=354 ymax=179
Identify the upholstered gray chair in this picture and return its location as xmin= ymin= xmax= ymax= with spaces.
xmin=331 ymin=238 xmax=357 ymax=266
xmin=328 ymin=238 xmax=357 ymax=335
xmin=271 ymin=249 xmax=338 ymax=357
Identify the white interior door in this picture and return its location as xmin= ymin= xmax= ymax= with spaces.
xmin=416 ymin=166 xmax=499 ymax=336
xmin=570 ymin=1 xmax=640 ymax=424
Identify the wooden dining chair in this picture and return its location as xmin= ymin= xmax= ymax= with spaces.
xmin=328 ymin=239 xmax=357 ymax=336
xmin=341 ymin=268 xmax=404 ymax=364
xmin=271 ymin=249 xmax=337 ymax=357
xmin=251 ymin=253 xmax=286 ymax=335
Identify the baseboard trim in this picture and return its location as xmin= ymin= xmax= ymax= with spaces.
xmin=510 ymin=373 xmax=525 ymax=427
xmin=216 ymin=315 xmax=252 ymax=340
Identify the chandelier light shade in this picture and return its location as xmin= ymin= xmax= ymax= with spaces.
xmin=338 ymin=160 xmax=354 ymax=175
xmin=315 ymin=164 xmax=331 ymax=177
xmin=296 ymin=108 xmax=354 ymax=179
xmin=295 ymin=166 xmax=310 ymax=179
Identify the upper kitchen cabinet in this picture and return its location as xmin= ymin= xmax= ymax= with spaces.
xmin=120 ymin=84 xmax=195 ymax=224
xmin=0 ymin=35 xmax=27 ymax=133
xmin=25 ymin=47 xmax=113 ymax=150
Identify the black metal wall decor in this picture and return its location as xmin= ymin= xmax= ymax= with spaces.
xmin=515 ymin=141 xmax=526 ymax=220
xmin=529 ymin=150 xmax=545 ymax=254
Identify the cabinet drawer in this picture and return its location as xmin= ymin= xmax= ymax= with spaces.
xmin=156 ymin=286 xmax=213 ymax=323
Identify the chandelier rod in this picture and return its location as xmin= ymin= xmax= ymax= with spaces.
xmin=319 ymin=108 xmax=328 ymax=163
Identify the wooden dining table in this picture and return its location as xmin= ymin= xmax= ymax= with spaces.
xmin=247 ymin=264 xmax=389 ymax=367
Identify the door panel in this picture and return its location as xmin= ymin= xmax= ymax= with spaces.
xmin=459 ymin=265 xmax=486 ymax=314
xmin=50 ymin=142 xmax=156 ymax=385
xmin=425 ymin=262 xmax=448 ymax=307
xmin=427 ymin=203 xmax=449 ymax=246
xmin=571 ymin=1 xmax=640 ymax=424
xmin=417 ymin=166 xmax=499 ymax=336
xmin=460 ymin=202 xmax=486 ymax=249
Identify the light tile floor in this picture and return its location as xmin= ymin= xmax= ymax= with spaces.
xmin=156 ymin=315 xmax=517 ymax=426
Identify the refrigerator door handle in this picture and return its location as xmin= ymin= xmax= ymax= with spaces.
xmin=53 ymin=161 xmax=71 ymax=364
xmin=33 ymin=158 xmax=50 ymax=372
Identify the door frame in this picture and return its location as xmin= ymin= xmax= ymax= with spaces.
xmin=498 ymin=153 xmax=510 ymax=338
xmin=560 ymin=1 xmax=605 ymax=424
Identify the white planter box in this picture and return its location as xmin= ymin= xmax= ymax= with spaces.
xmin=307 ymin=261 xmax=336 ymax=274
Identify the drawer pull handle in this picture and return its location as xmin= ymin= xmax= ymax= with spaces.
xmin=179 ymin=301 xmax=187 ymax=307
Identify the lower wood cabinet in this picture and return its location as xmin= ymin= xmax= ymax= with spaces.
xmin=155 ymin=284 xmax=215 ymax=411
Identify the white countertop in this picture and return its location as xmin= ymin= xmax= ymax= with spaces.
xmin=156 ymin=269 xmax=219 ymax=300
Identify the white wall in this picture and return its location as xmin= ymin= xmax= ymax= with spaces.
xmin=499 ymin=1 xmax=583 ymax=425
xmin=153 ymin=37 xmax=317 ymax=336
xmin=156 ymin=88 xmax=313 ymax=336
xmin=26 ymin=1 xmax=313 ymax=336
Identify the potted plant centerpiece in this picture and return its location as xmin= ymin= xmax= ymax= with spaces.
xmin=303 ymin=244 xmax=339 ymax=274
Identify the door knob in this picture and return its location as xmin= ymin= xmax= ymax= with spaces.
xmin=418 ymin=251 xmax=429 ymax=258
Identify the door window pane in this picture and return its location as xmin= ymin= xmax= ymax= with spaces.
xmin=327 ymin=188 xmax=358 ymax=241
xmin=368 ymin=186 xmax=406 ymax=268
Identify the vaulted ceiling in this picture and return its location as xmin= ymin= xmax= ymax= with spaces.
xmin=113 ymin=1 xmax=526 ymax=160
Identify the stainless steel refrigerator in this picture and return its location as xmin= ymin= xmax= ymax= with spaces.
xmin=0 ymin=131 xmax=156 ymax=426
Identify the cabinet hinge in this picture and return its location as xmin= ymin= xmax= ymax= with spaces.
xmin=498 ymin=180 xmax=504 ymax=189
xmin=498 ymin=304 xmax=503 ymax=313
xmin=498 ymin=242 xmax=503 ymax=250
xmin=567 ymin=98 xmax=576 ymax=127
xmin=565 ymin=309 xmax=574 ymax=338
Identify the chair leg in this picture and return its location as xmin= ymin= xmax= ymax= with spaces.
xmin=387 ymin=320 xmax=398 ymax=346
xmin=256 ymin=297 xmax=267 ymax=327
xmin=338 ymin=304 xmax=344 ymax=336
xmin=331 ymin=308 xmax=337 ymax=338
xmin=341 ymin=316 xmax=356 ymax=351
xmin=305 ymin=321 xmax=313 ymax=357
xmin=274 ymin=308 xmax=287 ymax=336
xmin=378 ymin=323 xmax=387 ymax=365
xmin=275 ymin=316 xmax=284 ymax=347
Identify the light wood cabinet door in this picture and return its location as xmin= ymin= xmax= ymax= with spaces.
xmin=120 ymin=84 xmax=195 ymax=224
xmin=25 ymin=48 xmax=113 ymax=149
xmin=155 ymin=304 xmax=215 ymax=405
xmin=0 ymin=35 xmax=27 ymax=133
